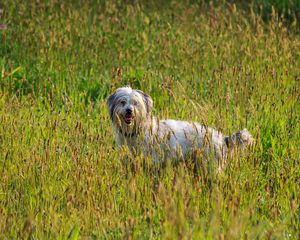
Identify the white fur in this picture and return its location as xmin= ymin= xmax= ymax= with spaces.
xmin=108 ymin=87 xmax=253 ymax=167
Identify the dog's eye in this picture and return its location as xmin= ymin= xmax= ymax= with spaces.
xmin=120 ymin=100 xmax=126 ymax=106
xmin=133 ymin=100 xmax=138 ymax=106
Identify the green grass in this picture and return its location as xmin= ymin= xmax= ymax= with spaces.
xmin=0 ymin=0 xmax=300 ymax=239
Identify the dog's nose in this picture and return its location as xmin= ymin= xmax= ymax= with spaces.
xmin=126 ymin=108 xmax=132 ymax=114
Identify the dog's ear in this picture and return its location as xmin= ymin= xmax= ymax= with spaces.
xmin=137 ymin=90 xmax=153 ymax=115
xmin=107 ymin=92 xmax=116 ymax=120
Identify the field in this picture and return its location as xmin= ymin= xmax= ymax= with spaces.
xmin=0 ymin=0 xmax=300 ymax=239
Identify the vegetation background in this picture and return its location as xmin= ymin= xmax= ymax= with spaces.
xmin=0 ymin=0 xmax=299 ymax=239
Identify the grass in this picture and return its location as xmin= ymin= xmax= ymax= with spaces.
xmin=0 ymin=0 xmax=300 ymax=239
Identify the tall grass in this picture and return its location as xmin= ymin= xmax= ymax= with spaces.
xmin=249 ymin=0 xmax=300 ymax=23
xmin=0 ymin=1 xmax=299 ymax=239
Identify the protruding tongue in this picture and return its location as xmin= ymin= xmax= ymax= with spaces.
xmin=124 ymin=113 xmax=133 ymax=124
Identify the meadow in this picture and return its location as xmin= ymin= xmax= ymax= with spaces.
xmin=0 ymin=0 xmax=300 ymax=239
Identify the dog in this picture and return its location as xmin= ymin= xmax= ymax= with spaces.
xmin=107 ymin=86 xmax=253 ymax=169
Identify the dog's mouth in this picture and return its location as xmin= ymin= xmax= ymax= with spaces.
xmin=123 ymin=113 xmax=134 ymax=124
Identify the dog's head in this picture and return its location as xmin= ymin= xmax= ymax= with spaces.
xmin=107 ymin=86 xmax=153 ymax=132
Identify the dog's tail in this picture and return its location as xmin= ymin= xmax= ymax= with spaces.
xmin=224 ymin=129 xmax=254 ymax=149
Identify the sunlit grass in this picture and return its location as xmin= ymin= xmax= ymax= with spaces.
xmin=0 ymin=1 xmax=299 ymax=239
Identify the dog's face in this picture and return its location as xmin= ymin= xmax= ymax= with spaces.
xmin=107 ymin=87 xmax=153 ymax=132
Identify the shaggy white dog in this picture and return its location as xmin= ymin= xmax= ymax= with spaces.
xmin=108 ymin=86 xmax=253 ymax=168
